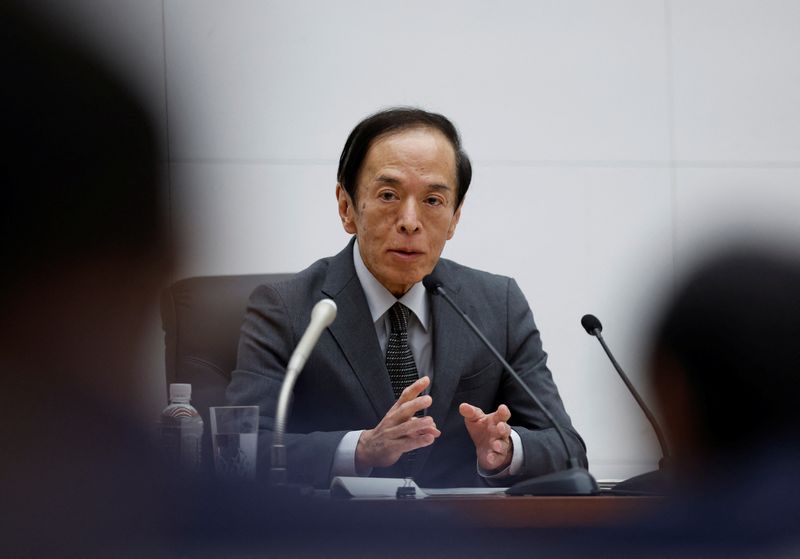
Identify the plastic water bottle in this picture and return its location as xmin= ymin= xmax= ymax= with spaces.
xmin=160 ymin=383 xmax=204 ymax=474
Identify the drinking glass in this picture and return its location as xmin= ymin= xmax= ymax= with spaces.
xmin=209 ymin=406 xmax=259 ymax=481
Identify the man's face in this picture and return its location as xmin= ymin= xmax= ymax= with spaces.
xmin=337 ymin=127 xmax=462 ymax=296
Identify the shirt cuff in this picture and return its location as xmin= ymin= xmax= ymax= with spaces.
xmin=478 ymin=428 xmax=524 ymax=480
xmin=331 ymin=430 xmax=372 ymax=478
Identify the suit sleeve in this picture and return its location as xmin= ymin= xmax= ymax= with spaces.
xmin=226 ymin=284 xmax=348 ymax=488
xmin=500 ymin=278 xmax=588 ymax=480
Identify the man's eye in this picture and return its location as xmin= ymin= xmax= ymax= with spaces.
xmin=426 ymin=197 xmax=443 ymax=206
xmin=379 ymin=191 xmax=397 ymax=201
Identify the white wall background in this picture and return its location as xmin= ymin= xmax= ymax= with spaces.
xmin=34 ymin=0 xmax=800 ymax=480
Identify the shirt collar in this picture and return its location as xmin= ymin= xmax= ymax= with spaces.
xmin=353 ymin=239 xmax=430 ymax=331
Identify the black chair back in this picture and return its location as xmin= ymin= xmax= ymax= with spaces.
xmin=160 ymin=273 xmax=293 ymax=423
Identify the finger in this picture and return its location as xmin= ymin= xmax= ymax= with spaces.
xmin=459 ymin=403 xmax=485 ymax=422
xmin=390 ymin=417 xmax=441 ymax=439
xmin=496 ymin=404 xmax=511 ymax=422
xmin=396 ymin=376 xmax=430 ymax=406
xmin=486 ymin=445 xmax=511 ymax=465
xmin=404 ymin=416 xmax=440 ymax=435
xmin=392 ymin=394 xmax=433 ymax=422
xmin=411 ymin=422 xmax=441 ymax=438
xmin=411 ymin=426 xmax=441 ymax=439
xmin=491 ymin=421 xmax=512 ymax=439
xmin=385 ymin=415 xmax=435 ymax=434
xmin=491 ymin=436 xmax=510 ymax=453
xmin=485 ymin=404 xmax=511 ymax=426
xmin=489 ymin=418 xmax=513 ymax=451
xmin=382 ymin=428 xmax=439 ymax=457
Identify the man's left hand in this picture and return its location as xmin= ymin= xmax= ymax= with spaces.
xmin=459 ymin=403 xmax=513 ymax=472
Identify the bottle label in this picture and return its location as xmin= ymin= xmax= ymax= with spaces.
xmin=160 ymin=404 xmax=203 ymax=473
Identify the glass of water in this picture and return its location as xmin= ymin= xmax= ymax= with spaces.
xmin=209 ymin=406 xmax=259 ymax=481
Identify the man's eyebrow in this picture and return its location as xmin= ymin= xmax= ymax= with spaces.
xmin=428 ymin=183 xmax=453 ymax=193
xmin=374 ymin=174 xmax=401 ymax=185
xmin=373 ymin=175 xmax=453 ymax=192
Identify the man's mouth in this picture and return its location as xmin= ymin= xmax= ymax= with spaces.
xmin=388 ymin=248 xmax=423 ymax=259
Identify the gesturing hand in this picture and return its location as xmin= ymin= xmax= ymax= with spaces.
xmin=459 ymin=403 xmax=513 ymax=472
xmin=355 ymin=376 xmax=440 ymax=473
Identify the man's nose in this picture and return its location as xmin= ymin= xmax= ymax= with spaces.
xmin=397 ymin=199 xmax=421 ymax=234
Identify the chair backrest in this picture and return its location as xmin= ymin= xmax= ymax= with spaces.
xmin=160 ymin=273 xmax=293 ymax=424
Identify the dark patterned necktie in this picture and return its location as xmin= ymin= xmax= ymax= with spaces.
xmin=386 ymin=302 xmax=419 ymax=399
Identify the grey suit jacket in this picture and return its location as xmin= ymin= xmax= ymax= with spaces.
xmin=227 ymin=238 xmax=587 ymax=488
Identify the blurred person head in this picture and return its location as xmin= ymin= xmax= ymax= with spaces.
xmin=335 ymin=108 xmax=471 ymax=296
xmin=0 ymin=3 xmax=167 ymax=411
xmin=649 ymin=247 xmax=800 ymax=473
xmin=554 ymin=250 xmax=800 ymax=559
xmin=0 ymin=5 xmax=171 ymax=553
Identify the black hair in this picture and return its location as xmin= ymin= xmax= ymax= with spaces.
xmin=651 ymin=248 xmax=800 ymax=453
xmin=336 ymin=107 xmax=472 ymax=208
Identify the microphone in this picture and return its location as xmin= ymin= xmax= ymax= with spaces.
xmin=287 ymin=299 xmax=338 ymax=374
xmin=580 ymin=314 xmax=602 ymax=336
xmin=271 ymin=299 xmax=337 ymax=485
xmin=581 ymin=313 xmax=670 ymax=494
xmin=423 ymin=274 xmax=597 ymax=496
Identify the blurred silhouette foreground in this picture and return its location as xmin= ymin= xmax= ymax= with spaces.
xmin=647 ymin=247 xmax=800 ymax=555
xmin=568 ymin=247 xmax=800 ymax=558
xmin=5 ymin=3 xmax=800 ymax=557
xmin=1 ymin=3 xmax=172 ymax=555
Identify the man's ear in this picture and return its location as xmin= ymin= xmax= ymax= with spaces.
xmin=446 ymin=201 xmax=463 ymax=240
xmin=336 ymin=184 xmax=357 ymax=235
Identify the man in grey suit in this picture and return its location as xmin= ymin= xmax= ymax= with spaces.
xmin=227 ymin=108 xmax=586 ymax=488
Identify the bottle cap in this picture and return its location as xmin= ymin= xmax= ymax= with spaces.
xmin=169 ymin=383 xmax=192 ymax=402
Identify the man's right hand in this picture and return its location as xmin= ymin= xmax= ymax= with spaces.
xmin=355 ymin=376 xmax=440 ymax=473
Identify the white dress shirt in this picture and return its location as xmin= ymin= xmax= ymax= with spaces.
xmin=330 ymin=240 xmax=523 ymax=481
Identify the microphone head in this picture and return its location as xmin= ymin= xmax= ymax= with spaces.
xmin=311 ymin=298 xmax=337 ymax=328
xmin=581 ymin=314 xmax=602 ymax=335
xmin=422 ymin=273 xmax=443 ymax=294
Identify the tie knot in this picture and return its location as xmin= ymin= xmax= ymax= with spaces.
xmin=388 ymin=302 xmax=410 ymax=333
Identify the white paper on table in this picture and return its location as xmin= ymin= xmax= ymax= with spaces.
xmin=330 ymin=477 xmax=506 ymax=499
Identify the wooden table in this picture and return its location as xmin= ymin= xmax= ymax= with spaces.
xmin=341 ymin=495 xmax=661 ymax=528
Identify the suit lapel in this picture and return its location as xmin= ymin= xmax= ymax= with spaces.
xmin=428 ymin=294 xmax=472 ymax=426
xmin=413 ymin=261 xmax=475 ymax=475
xmin=322 ymin=239 xmax=395 ymax=421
